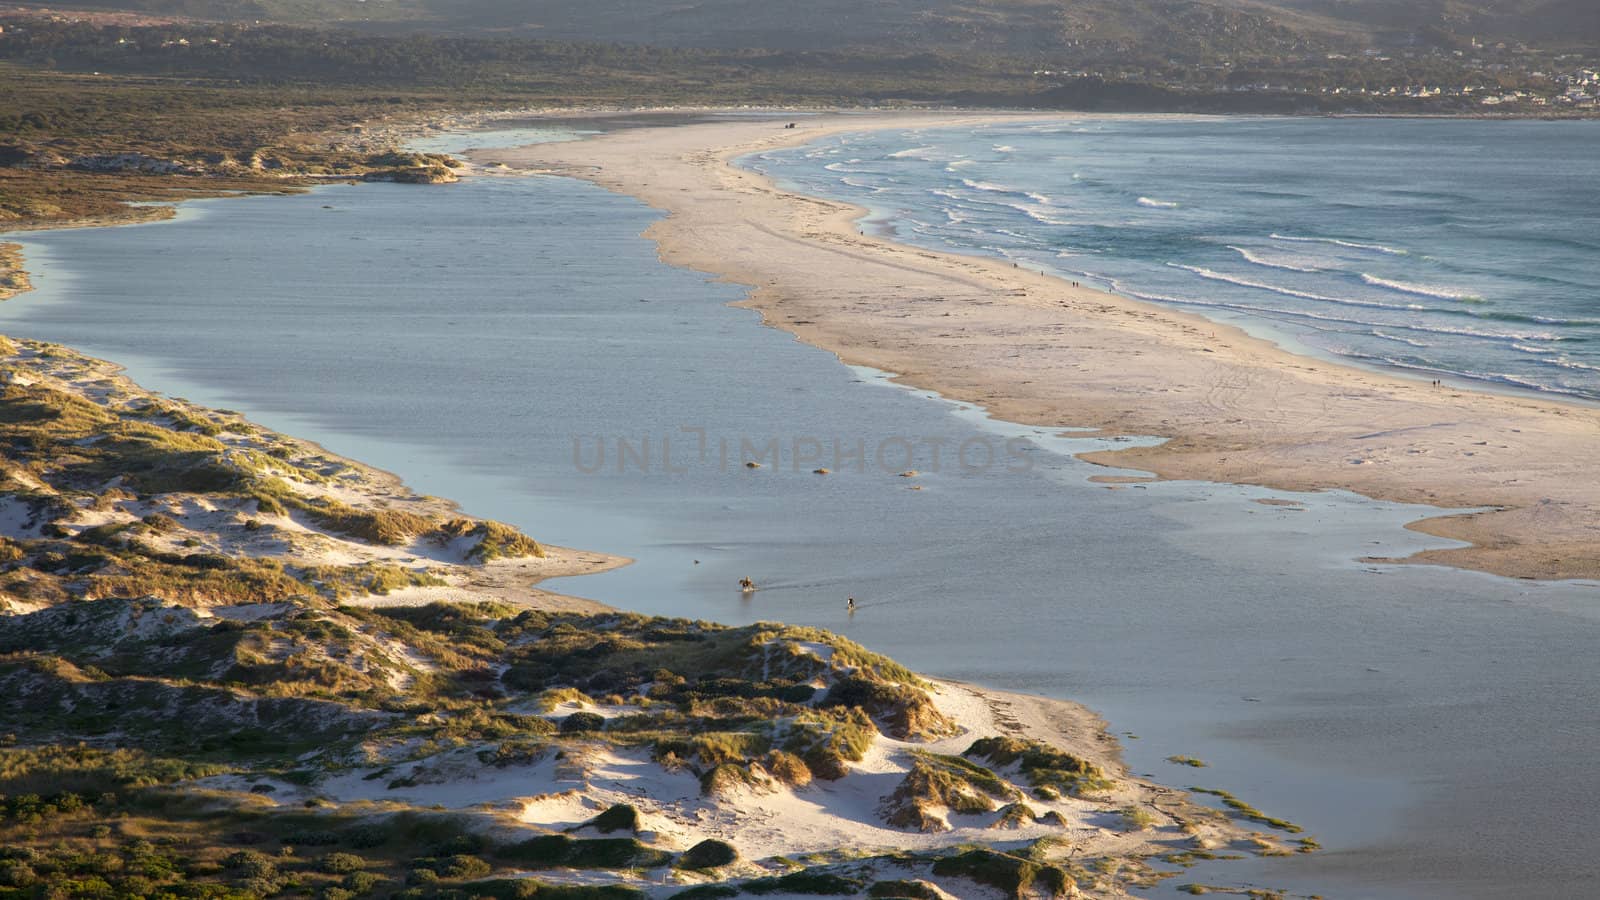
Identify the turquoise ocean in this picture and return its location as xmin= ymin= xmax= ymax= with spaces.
xmin=748 ymin=117 xmax=1600 ymax=400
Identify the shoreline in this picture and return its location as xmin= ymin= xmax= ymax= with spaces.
xmin=0 ymin=335 xmax=1299 ymax=897
xmin=476 ymin=111 xmax=1600 ymax=583
xmin=0 ymin=147 xmax=1305 ymax=892
xmin=0 ymin=335 xmax=626 ymax=614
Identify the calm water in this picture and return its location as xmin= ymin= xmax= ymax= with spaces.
xmin=748 ymin=117 xmax=1600 ymax=401
xmin=3 ymin=123 xmax=1599 ymax=899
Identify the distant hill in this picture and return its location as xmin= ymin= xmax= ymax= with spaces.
xmin=1239 ymin=0 xmax=1600 ymax=45
xmin=20 ymin=0 xmax=1600 ymax=51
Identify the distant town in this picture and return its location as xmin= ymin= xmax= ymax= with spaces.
xmin=1037 ymin=40 xmax=1600 ymax=114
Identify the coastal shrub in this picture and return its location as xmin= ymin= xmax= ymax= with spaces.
xmin=669 ymin=887 xmax=739 ymax=900
xmin=578 ymin=804 xmax=639 ymax=834
xmin=302 ymin=563 xmax=446 ymax=599
xmin=222 ymin=850 xmax=277 ymax=879
xmin=676 ymin=839 xmax=737 ymax=871
xmin=311 ymin=504 xmax=434 ymax=546
xmin=560 ymin=712 xmax=606 ymax=734
xmin=496 ymin=835 xmax=670 ymax=870
xmin=320 ymin=853 xmax=369 ymax=875
xmin=435 ymin=518 xmax=545 ymax=561
xmin=820 ymin=675 xmax=954 ymax=741
xmin=411 ymin=855 xmax=492 ymax=880
xmin=930 ymin=849 xmax=1071 ymax=899
xmin=343 ymin=872 xmax=384 ymax=894
xmin=666 ymin=731 xmax=771 ymax=768
xmin=339 ymin=812 xmax=479 ymax=854
xmin=759 ymin=749 xmax=812 ymax=788
xmin=699 ymin=763 xmax=764 ymax=797
xmin=784 ymin=707 xmax=875 ymax=782
xmin=140 ymin=513 xmax=180 ymax=533
xmin=882 ymin=755 xmax=1016 ymax=832
xmin=1121 ymin=806 xmax=1158 ymax=831
xmin=993 ymin=802 xmax=1039 ymax=829
xmin=0 ymin=746 xmax=226 ymax=794
xmin=965 ymin=737 xmax=1110 ymax=796
xmin=742 ymin=870 xmax=864 ymax=895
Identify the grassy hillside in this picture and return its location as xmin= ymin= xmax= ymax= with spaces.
xmin=27 ymin=0 xmax=1600 ymax=48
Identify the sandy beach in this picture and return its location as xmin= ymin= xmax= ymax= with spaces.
xmin=478 ymin=112 xmax=1600 ymax=582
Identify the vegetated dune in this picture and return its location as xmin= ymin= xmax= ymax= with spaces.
xmin=0 ymin=336 xmax=1304 ymax=897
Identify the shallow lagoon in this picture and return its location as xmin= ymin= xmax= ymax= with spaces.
xmin=5 ymin=153 xmax=1599 ymax=898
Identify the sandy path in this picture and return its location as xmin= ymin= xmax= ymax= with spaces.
xmin=477 ymin=111 xmax=1600 ymax=582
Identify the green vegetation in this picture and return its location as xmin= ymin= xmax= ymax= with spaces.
xmin=0 ymin=343 xmax=545 ymax=611
xmin=929 ymin=848 xmax=1073 ymax=899
xmin=438 ymin=518 xmax=546 ymax=561
xmin=576 ymin=804 xmax=639 ymax=835
xmin=992 ymin=801 xmax=1038 ymax=829
xmin=882 ymin=753 xmax=1019 ymax=831
xmin=676 ymin=839 xmax=738 ymax=871
xmin=1120 ymin=806 xmax=1159 ymax=831
xmin=964 ymin=736 xmax=1114 ymax=797
xmin=669 ymin=887 xmax=740 ymax=900
xmin=497 ymin=835 xmax=673 ymax=870
xmin=1190 ymin=787 xmax=1304 ymax=834
xmin=1167 ymin=755 xmax=1208 ymax=768
xmin=742 ymin=869 xmax=864 ymax=895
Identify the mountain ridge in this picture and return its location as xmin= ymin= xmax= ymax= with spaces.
xmin=21 ymin=0 xmax=1600 ymax=52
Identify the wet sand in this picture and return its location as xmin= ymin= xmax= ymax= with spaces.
xmin=478 ymin=111 xmax=1600 ymax=582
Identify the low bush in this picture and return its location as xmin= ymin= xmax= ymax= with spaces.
xmin=579 ymin=804 xmax=639 ymax=835
xmin=930 ymin=849 xmax=1071 ymax=899
xmin=676 ymin=839 xmax=737 ymax=871
xmin=743 ymin=870 xmax=864 ymax=895
xmin=496 ymin=835 xmax=671 ymax=870
xmin=560 ymin=712 xmax=606 ymax=734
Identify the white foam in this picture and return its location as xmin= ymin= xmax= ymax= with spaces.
xmin=1228 ymin=245 xmax=1321 ymax=274
xmin=1169 ymin=264 xmax=1424 ymax=312
xmin=1361 ymin=273 xmax=1483 ymax=302
xmin=1551 ymin=357 xmax=1600 ymax=373
xmin=961 ymin=178 xmax=1017 ymax=194
xmin=1119 ymin=277 xmax=1559 ymax=343
xmin=1272 ymin=233 xmax=1409 ymax=255
xmin=1370 ymin=330 xmax=1431 ymax=348
xmin=1137 ymin=197 xmax=1180 ymax=209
